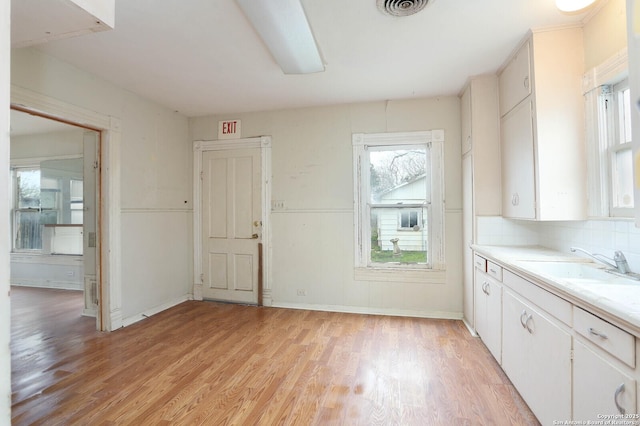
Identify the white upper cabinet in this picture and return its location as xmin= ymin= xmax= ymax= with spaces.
xmin=460 ymin=76 xmax=501 ymax=215
xmin=501 ymin=99 xmax=536 ymax=219
xmin=498 ymin=28 xmax=587 ymax=221
xmin=499 ymin=41 xmax=531 ymax=117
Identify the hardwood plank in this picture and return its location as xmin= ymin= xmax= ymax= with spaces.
xmin=11 ymin=286 xmax=539 ymax=425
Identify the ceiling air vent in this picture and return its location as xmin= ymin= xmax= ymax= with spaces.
xmin=377 ymin=0 xmax=431 ymax=17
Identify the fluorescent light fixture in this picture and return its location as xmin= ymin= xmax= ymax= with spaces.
xmin=236 ymin=0 xmax=324 ymax=74
xmin=555 ymin=0 xmax=596 ymax=12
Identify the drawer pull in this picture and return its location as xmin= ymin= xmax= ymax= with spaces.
xmin=520 ymin=310 xmax=528 ymax=328
xmin=588 ymin=327 xmax=608 ymax=340
xmin=614 ymin=383 xmax=625 ymax=415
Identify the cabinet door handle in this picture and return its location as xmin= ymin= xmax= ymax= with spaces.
xmin=520 ymin=310 xmax=528 ymax=328
xmin=512 ymin=193 xmax=519 ymax=206
xmin=524 ymin=314 xmax=534 ymax=334
xmin=614 ymin=383 xmax=626 ymax=415
xmin=588 ymin=327 xmax=608 ymax=340
xmin=482 ymin=282 xmax=490 ymax=295
xmin=523 ymin=76 xmax=529 ymax=90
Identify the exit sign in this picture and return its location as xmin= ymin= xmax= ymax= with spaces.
xmin=218 ymin=120 xmax=241 ymax=139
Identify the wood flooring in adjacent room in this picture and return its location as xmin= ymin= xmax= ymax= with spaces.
xmin=11 ymin=286 xmax=539 ymax=425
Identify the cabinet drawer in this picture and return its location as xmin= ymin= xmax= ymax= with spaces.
xmin=474 ymin=254 xmax=487 ymax=272
xmin=502 ymin=270 xmax=572 ymax=326
xmin=487 ymin=261 xmax=502 ymax=281
xmin=574 ymin=307 xmax=635 ymax=368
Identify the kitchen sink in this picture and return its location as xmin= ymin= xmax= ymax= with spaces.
xmin=514 ymin=260 xmax=621 ymax=282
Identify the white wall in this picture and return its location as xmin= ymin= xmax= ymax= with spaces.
xmin=11 ymin=128 xmax=84 ymax=159
xmin=190 ymin=97 xmax=463 ymax=318
xmin=583 ymin=0 xmax=627 ymax=70
xmin=11 ymin=47 xmax=193 ymax=324
xmin=1 ymin=0 xmax=10 ymax=421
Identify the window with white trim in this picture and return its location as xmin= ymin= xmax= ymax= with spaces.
xmin=352 ymin=131 xmax=445 ymax=272
xmin=586 ymin=77 xmax=634 ymax=217
xmin=11 ymin=162 xmax=84 ymax=252
xmin=608 ymin=80 xmax=633 ymax=214
xmin=398 ymin=209 xmax=421 ymax=230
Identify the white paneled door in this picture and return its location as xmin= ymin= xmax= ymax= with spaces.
xmin=201 ymin=148 xmax=262 ymax=304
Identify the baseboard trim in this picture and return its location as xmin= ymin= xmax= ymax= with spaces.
xmin=11 ymin=280 xmax=83 ymax=291
xmin=121 ymin=294 xmax=193 ymax=328
xmin=270 ymin=301 xmax=463 ymax=320
xmin=462 ymin=318 xmax=478 ymax=337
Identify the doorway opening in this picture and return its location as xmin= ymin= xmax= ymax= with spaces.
xmin=9 ymin=107 xmax=102 ymax=329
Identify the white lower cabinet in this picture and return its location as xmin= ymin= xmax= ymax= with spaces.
xmin=473 ymin=250 xmax=640 ymax=424
xmin=501 ymin=289 xmax=572 ymax=425
xmin=573 ymin=339 xmax=637 ymax=419
xmin=474 ymin=268 xmax=502 ymax=362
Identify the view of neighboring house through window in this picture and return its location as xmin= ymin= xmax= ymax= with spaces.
xmin=369 ymin=147 xmax=428 ymax=264
xmin=353 ymin=130 xmax=445 ymax=271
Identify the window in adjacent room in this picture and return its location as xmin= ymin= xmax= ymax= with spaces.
xmin=13 ymin=167 xmax=59 ymax=251
xmin=352 ymin=130 xmax=445 ymax=273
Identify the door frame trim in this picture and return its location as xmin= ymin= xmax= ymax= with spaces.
xmin=11 ymin=85 xmax=122 ymax=331
xmin=193 ymin=137 xmax=272 ymax=306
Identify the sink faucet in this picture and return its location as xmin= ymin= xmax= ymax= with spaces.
xmin=570 ymin=247 xmax=631 ymax=274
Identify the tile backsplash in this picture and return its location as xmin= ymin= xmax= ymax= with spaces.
xmin=477 ymin=216 xmax=640 ymax=272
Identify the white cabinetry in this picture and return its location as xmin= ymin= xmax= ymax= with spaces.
xmin=473 ymin=248 xmax=640 ymax=424
xmin=474 ymin=259 xmax=502 ymax=362
xmin=573 ymin=307 xmax=637 ymax=418
xmin=501 ymin=100 xmax=535 ymax=219
xmin=573 ymin=340 xmax=637 ymax=418
xmin=502 ymin=288 xmax=572 ymax=425
xmin=499 ymin=40 xmax=531 ymax=116
xmin=498 ymin=28 xmax=586 ymax=221
xmin=461 ymin=76 xmax=500 ymax=329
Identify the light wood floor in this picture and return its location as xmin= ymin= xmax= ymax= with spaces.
xmin=11 ymin=286 xmax=539 ymax=425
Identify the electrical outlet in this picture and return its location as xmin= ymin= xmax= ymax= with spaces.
xmin=296 ymin=289 xmax=306 ymax=296
xmin=272 ymin=200 xmax=285 ymax=210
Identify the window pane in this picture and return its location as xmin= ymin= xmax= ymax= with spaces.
xmin=369 ymin=148 xmax=428 ymax=265
xmin=613 ymin=148 xmax=634 ymax=208
xmin=17 ymin=170 xmax=40 ymax=209
xmin=369 ymin=148 xmax=427 ymax=203
xmin=70 ymin=179 xmax=84 ymax=225
xmin=15 ymin=210 xmax=42 ymax=250
xmin=619 ymin=88 xmax=632 ymax=144
xmin=371 ymin=206 xmax=427 ymax=264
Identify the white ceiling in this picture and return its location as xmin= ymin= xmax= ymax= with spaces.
xmin=12 ymin=0 xmax=597 ymax=117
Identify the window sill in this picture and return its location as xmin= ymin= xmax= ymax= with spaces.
xmin=354 ymin=267 xmax=446 ymax=283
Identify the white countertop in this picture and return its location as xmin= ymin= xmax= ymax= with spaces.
xmin=472 ymin=245 xmax=640 ymax=337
